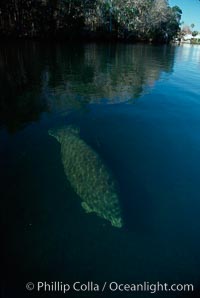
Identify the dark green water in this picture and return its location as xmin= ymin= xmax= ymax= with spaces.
xmin=1 ymin=42 xmax=200 ymax=297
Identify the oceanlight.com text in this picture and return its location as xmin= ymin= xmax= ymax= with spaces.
xmin=26 ymin=281 xmax=194 ymax=294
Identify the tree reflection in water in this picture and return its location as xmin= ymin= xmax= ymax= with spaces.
xmin=0 ymin=42 xmax=175 ymax=132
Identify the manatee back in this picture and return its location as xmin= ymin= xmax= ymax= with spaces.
xmin=60 ymin=133 xmax=122 ymax=227
xmin=49 ymin=125 xmax=123 ymax=228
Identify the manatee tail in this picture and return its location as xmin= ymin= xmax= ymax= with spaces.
xmin=48 ymin=125 xmax=80 ymax=143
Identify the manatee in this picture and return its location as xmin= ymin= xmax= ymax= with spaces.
xmin=49 ymin=125 xmax=123 ymax=228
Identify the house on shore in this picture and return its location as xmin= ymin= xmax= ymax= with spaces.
xmin=182 ymin=34 xmax=200 ymax=44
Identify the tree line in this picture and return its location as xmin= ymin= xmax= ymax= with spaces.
xmin=0 ymin=0 xmax=182 ymax=42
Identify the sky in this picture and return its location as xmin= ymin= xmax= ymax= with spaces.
xmin=169 ymin=0 xmax=200 ymax=31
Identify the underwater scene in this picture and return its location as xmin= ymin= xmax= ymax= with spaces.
xmin=1 ymin=42 xmax=200 ymax=297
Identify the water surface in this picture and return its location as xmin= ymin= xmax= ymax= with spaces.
xmin=1 ymin=42 xmax=200 ymax=297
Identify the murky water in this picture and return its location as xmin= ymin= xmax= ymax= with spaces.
xmin=1 ymin=42 xmax=200 ymax=297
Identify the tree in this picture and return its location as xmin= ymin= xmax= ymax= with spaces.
xmin=172 ymin=5 xmax=182 ymax=23
xmin=192 ymin=30 xmax=198 ymax=37
xmin=0 ymin=0 xmax=182 ymax=42
xmin=182 ymin=25 xmax=192 ymax=35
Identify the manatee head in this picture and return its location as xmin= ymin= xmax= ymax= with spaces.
xmin=48 ymin=125 xmax=80 ymax=143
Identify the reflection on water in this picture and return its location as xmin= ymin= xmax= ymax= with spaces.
xmin=0 ymin=42 xmax=175 ymax=132
xmin=1 ymin=43 xmax=200 ymax=298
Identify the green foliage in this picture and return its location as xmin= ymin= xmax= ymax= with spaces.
xmin=0 ymin=0 xmax=182 ymax=42
xmin=192 ymin=31 xmax=198 ymax=37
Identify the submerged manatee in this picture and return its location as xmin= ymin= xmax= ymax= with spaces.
xmin=49 ymin=126 xmax=123 ymax=228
